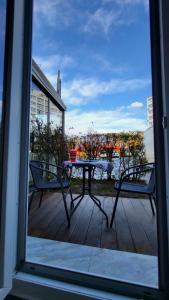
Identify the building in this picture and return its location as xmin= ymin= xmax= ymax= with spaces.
xmin=144 ymin=96 xmax=154 ymax=162
xmin=30 ymin=60 xmax=66 ymax=132
xmin=144 ymin=126 xmax=154 ymax=162
xmin=147 ymin=96 xmax=153 ymax=128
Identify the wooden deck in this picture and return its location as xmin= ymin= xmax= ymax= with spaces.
xmin=28 ymin=191 xmax=157 ymax=256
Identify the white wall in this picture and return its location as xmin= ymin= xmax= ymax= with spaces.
xmin=144 ymin=127 xmax=155 ymax=162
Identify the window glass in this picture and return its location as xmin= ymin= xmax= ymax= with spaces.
xmin=49 ymin=100 xmax=62 ymax=129
xmin=27 ymin=0 xmax=158 ymax=290
xmin=0 ymin=0 xmax=7 ymax=164
xmin=0 ymin=0 xmax=6 ymax=122
xmin=30 ymin=82 xmax=49 ymax=131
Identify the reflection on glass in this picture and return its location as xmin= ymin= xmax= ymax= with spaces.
xmin=29 ymin=81 xmax=64 ymax=161
xmin=49 ymin=100 xmax=62 ymax=129
xmin=30 ymin=82 xmax=48 ymax=131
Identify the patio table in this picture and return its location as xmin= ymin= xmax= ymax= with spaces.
xmin=64 ymin=160 xmax=110 ymax=227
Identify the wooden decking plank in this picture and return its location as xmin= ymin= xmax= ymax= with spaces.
xmin=28 ymin=192 xmax=62 ymax=231
xmin=130 ymin=199 xmax=157 ymax=255
xmin=115 ymin=197 xmax=136 ymax=253
xmin=40 ymin=192 xmax=86 ymax=240
xmin=39 ymin=195 xmax=71 ymax=240
xmin=54 ymin=195 xmax=90 ymax=242
xmin=141 ymin=198 xmax=156 ymax=218
xmin=28 ymin=192 xmax=65 ymax=238
xmin=67 ymin=196 xmax=95 ymax=245
xmin=84 ymin=196 xmax=104 ymax=247
xmin=121 ymin=198 xmax=153 ymax=255
xmin=28 ymin=191 xmax=61 ymax=221
xmin=101 ymin=196 xmax=118 ymax=250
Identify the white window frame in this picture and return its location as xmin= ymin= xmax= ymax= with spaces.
xmin=0 ymin=0 xmax=31 ymax=298
xmin=1 ymin=0 xmax=169 ymax=299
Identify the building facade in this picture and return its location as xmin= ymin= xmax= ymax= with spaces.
xmin=30 ymin=59 xmax=66 ymax=132
xmin=147 ymin=96 xmax=153 ymax=128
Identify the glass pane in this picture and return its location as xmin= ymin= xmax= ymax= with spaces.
xmin=27 ymin=0 xmax=158 ymax=290
xmin=30 ymin=82 xmax=49 ymax=128
xmin=0 ymin=0 xmax=7 ymax=163
xmin=49 ymin=101 xmax=62 ymax=128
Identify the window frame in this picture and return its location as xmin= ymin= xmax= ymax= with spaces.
xmin=149 ymin=0 xmax=169 ymax=291
xmin=0 ymin=1 xmax=14 ymax=296
xmin=2 ymin=0 xmax=169 ymax=299
xmin=0 ymin=0 xmax=28 ymax=297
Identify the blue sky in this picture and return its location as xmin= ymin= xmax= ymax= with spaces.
xmin=33 ymin=0 xmax=151 ymax=135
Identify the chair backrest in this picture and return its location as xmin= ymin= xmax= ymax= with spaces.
xmin=146 ymin=164 xmax=155 ymax=194
xmin=29 ymin=160 xmax=44 ymax=187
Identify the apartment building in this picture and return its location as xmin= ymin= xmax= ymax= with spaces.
xmin=147 ymin=96 xmax=153 ymax=128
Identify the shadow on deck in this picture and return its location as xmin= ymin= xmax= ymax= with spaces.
xmin=28 ymin=191 xmax=157 ymax=256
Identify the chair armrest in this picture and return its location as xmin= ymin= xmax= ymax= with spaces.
xmin=117 ymin=167 xmax=154 ymax=190
xmin=121 ymin=162 xmax=154 ymax=178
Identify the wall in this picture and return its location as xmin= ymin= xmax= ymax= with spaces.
xmin=144 ymin=126 xmax=154 ymax=162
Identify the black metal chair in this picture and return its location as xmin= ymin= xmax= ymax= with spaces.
xmin=29 ymin=160 xmax=73 ymax=227
xmin=110 ymin=162 xmax=156 ymax=227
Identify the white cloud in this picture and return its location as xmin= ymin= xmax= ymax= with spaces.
xmin=33 ymin=0 xmax=149 ymax=36
xmin=33 ymin=0 xmax=74 ymax=28
xmin=84 ymin=8 xmax=122 ymax=34
xmin=65 ymin=107 xmax=146 ymax=135
xmin=83 ymin=0 xmax=148 ymax=35
xmin=62 ymin=77 xmax=150 ymax=106
xmin=128 ymin=101 xmax=144 ymax=109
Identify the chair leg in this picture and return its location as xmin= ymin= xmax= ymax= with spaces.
xmin=61 ymin=189 xmax=71 ymax=228
xmin=149 ymin=195 xmax=155 ymax=215
xmin=110 ymin=190 xmax=120 ymax=228
xmin=28 ymin=191 xmax=35 ymax=214
xmin=69 ymin=188 xmax=74 ymax=210
xmin=39 ymin=190 xmax=43 ymax=208
xmin=152 ymin=195 xmax=156 ymax=207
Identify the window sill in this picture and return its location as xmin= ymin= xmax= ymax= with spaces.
xmin=11 ymin=272 xmax=136 ymax=300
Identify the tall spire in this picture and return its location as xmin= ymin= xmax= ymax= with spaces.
xmin=56 ymin=70 xmax=61 ymax=98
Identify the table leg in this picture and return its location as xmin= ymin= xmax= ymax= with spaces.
xmin=70 ymin=164 xmax=109 ymax=228
xmin=90 ymin=194 xmax=109 ymax=227
xmin=88 ymin=167 xmax=109 ymax=227
xmin=70 ymin=194 xmax=84 ymax=217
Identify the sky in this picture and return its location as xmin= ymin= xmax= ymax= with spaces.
xmin=33 ymin=0 xmax=152 ymax=135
